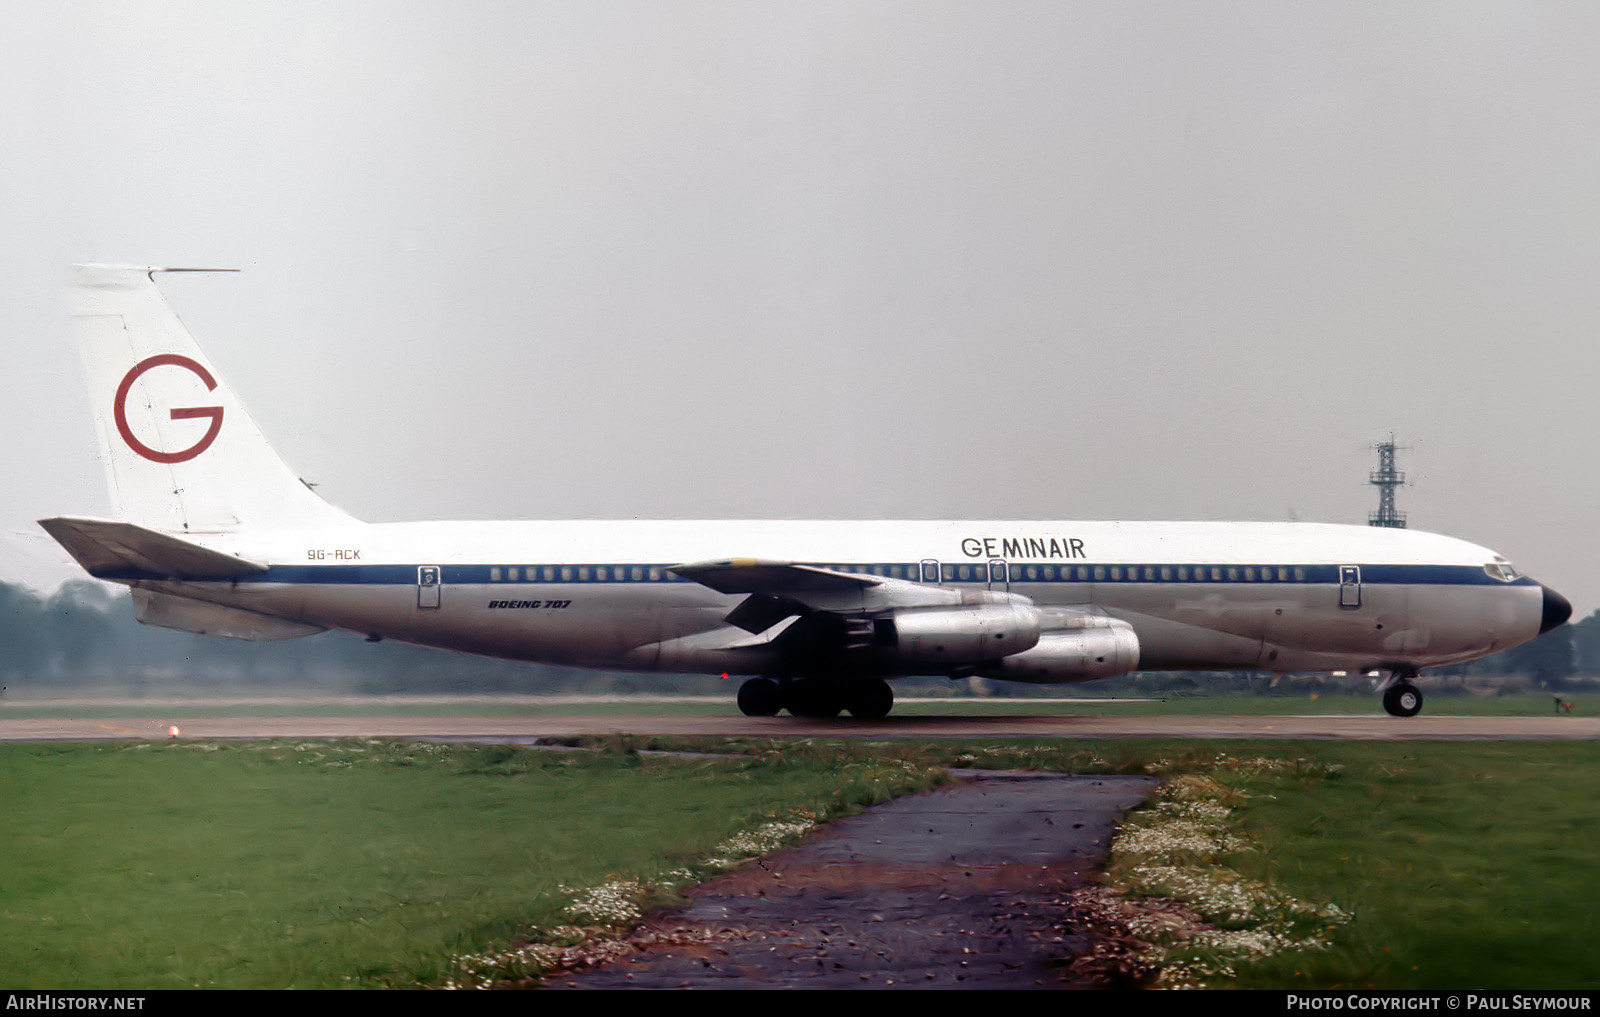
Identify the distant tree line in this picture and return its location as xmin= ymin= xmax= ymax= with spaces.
xmin=0 ymin=580 xmax=1592 ymax=697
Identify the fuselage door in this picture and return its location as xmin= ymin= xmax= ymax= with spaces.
xmin=920 ymin=559 xmax=941 ymax=584
xmin=1338 ymin=565 xmax=1361 ymax=609
xmin=987 ymin=558 xmax=1010 ymax=592
xmin=418 ymin=565 xmax=442 ymax=609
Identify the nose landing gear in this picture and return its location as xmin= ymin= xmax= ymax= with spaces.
xmin=1377 ymin=668 xmax=1424 ymax=717
xmin=1383 ymin=682 xmax=1423 ymax=717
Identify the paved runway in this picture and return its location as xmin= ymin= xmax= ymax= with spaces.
xmin=1 ymin=712 xmax=1594 ymax=742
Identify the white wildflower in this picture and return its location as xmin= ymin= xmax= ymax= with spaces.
xmin=1111 ymin=763 xmax=1353 ymax=988
xmin=706 ymin=813 xmax=818 ymax=868
xmin=564 ymin=880 xmax=645 ymax=926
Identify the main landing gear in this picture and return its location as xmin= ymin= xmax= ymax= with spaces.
xmin=1379 ymin=669 xmax=1424 ymax=718
xmin=735 ymin=677 xmax=784 ymax=718
xmin=736 ymin=676 xmax=895 ymax=721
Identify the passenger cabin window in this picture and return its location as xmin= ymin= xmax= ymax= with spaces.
xmin=490 ymin=567 xmax=502 ymax=582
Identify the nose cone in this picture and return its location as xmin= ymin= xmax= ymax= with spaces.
xmin=1540 ymin=585 xmax=1573 ymax=634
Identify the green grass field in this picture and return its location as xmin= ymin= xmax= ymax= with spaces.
xmin=1219 ymin=741 xmax=1600 ymax=989
xmin=0 ymin=739 xmax=940 ymax=988
xmin=2 ymin=734 xmax=1595 ymax=989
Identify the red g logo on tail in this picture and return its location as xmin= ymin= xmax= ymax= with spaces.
xmin=113 ymin=355 xmax=224 ymax=464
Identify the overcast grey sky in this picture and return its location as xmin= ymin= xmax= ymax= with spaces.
xmin=4 ymin=2 xmax=1596 ymax=613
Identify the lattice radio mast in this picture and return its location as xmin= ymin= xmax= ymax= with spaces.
xmin=1368 ymin=436 xmax=1407 ymax=528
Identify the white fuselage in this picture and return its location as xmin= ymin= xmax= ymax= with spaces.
xmin=128 ymin=518 xmax=1547 ymax=681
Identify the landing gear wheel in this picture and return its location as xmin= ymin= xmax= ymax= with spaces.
xmin=1383 ymin=682 xmax=1423 ymax=718
xmin=737 ymin=678 xmax=782 ymax=717
xmin=785 ymin=679 xmax=843 ymax=719
xmin=846 ymin=679 xmax=894 ymax=721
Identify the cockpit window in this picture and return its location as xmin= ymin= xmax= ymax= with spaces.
xmin=1484 ymin=563 xmax=1520 ymax=582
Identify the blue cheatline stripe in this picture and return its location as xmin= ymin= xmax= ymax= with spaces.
xmin=124 ymin=561 xmax=1535 ymax=588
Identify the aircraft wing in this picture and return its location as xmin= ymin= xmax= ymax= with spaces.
xmin=671 ymin=557 xmax=966 ymax=633
xmin=38 ymin=516 xmax=269 ymax=581
xmin=669 ymin=559 xmax=880 ymax=594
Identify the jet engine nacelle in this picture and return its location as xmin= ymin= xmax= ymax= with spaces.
xmin=978 ymin=624 xmax=1141 ymax=684
xmin=885 ymin=602 xmax=1042 ymax=665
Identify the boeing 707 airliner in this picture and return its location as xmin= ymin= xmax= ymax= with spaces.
xmin=41 ymin=265 xmax=1572 ymax=719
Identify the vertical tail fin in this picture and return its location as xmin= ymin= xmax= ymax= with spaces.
xmin=69 ymin=265 xmax=356 ymax=533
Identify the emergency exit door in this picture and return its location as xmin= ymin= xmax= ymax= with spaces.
xmin=418 ymin=566 xmax=442 ymax=609
xmin=1338 ymin=565 xmax=1361 ymax=608
xmin=987 ymin=558 xmax=1010 ymax=591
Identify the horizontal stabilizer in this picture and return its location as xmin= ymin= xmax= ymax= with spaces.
xmin=38 ymin=516 xmax=268 ymax=580
xmin=132 ymin=589 xmax=326 ymax=641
